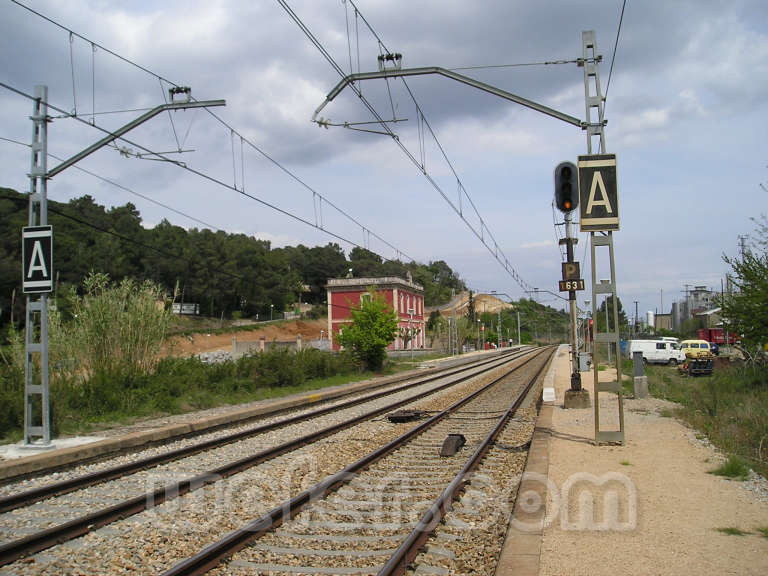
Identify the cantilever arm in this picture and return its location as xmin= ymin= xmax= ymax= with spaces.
xmin=47 ymin=99 xmax=226 ymax=178
xmin=312 ymin=66 xmax=583 ymax=128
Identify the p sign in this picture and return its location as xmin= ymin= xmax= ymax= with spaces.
xmin=578 ymin=154 xmax=618 ymax=232
xmin=23 ymin=226 xmax=53 ymax=293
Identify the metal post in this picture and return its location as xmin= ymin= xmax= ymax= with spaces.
xmin=497 ymin=309 xmax=501 ymax=348
xmin=517 ymin=310 xmax=521 ymax=344
xmin=19 ymin=88 xmax=225 ymax=447
xmin=409 ymin=311 xmax=414 ymax=360
xmin=606 ymin=298 xmax=611 ymax=363
xmin=24 ymin=85 xmax=51 ymax=446
xmin=582 ymin=30 xmax=624 ymax=444
xmin=565 ymin=211 xmax=581 ymax=390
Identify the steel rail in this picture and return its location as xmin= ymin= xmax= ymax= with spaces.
xmin=160 ymin=348 xmax=550 ymax=576
xmin=0 ymin=350 xmax=519 ymax=513
xmin=0 ymin=349 xmax=516 ymax=487
xmin=0 ymin=349 xmax=533 ymax=568
xmin=378 ymin=347 xmax=554 ymax=575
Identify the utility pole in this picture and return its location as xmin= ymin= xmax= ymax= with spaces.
xmin=21 ymin=86 xmax=225 ymax=447
xmin=660 ymin=288 xmax=664 ymax=315
xmin=605 ymin=298 xmax=611 ymax=363
xmin=451 ymin=288 xmax=457 ymax=355
xmin=497 ymin=308 xmax=502 ymax=348
xmin=517 ymin=310 xmax=521 ymax=345
xmin=563 ymin=211 xmax=581 ymax=390
xmin=738 ymin=235 xmax=748 ymax=260
xmin=23 ymin=86 xmax=51 ymax=447
xmin=634 ymin=300 xmax=638 ymax=335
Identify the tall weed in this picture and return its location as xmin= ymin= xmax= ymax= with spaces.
xmin=647 ymin=363 xmax=768 ymax=477
xmin=1 ymin=345 xmax=363 ymax=440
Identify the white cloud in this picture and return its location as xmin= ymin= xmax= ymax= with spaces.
xmin=520 ymin=240 xmax=554 ymax=249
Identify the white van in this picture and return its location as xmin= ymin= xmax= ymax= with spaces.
xmin=627 ymin=339 xmax=686 ymax=366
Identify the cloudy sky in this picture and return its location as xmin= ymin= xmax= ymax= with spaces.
xmin=1 ymin=0 xmax=766 ymax=320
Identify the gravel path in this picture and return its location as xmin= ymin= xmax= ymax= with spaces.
xmin=538 ymin=346 xmax=768 ymax=576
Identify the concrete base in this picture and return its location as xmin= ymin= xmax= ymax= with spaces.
xmin=563 ymin=388 xmax=591 ymax=409
xmin=633 ymin=375 xmax=649 ymax=398
xmin=0 ymin=436 xmax=104 ymax=461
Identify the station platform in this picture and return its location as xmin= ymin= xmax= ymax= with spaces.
xmin=497 ymin=344 xmax=768 ymax=576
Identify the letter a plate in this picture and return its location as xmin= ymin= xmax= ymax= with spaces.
xmin=578 ymin=154 xmax=618 ymax=232
xmin=22 ymin=226 xmax=53 ymax=293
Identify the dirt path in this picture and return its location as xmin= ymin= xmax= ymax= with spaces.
xmin=538 ymin=346 xmax=768 ymax=576
xmin=165 ymin=318 xmax=327 ymax=356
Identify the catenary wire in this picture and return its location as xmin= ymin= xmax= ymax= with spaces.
xmin=6 ymin=0 xmax=412 ymax=264
xmin=603 ymin=0 xmax=627 ymax=113
xmin=1 ymin=190 xmax=412 ymax=319
xmin=449 ymin=59 xmax=580 ymax=71
xmin=341 ymin=0 xmax=533 ymax=293
xmin=0 ymin=134 xmax=221 ymax=230
xmin=0 ymin=80 xmax=410 ymax=264
xmin=0 ymin=190 xmax=245 ymax=282
xmin=280 ymin=0 xmax=533 ymax=293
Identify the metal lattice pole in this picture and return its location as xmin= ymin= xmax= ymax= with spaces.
xmin=581 ymin=31 xmax=625 ymax=445
xmin=24 ymin=85 xmax=51 ymax=446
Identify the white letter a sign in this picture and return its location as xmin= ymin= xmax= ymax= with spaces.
xmin=22 ymin=226 xmax=53 ymax=293
xmin=27 ymin=241 xmax=49 ymax=278
xmin=586 ymin=171 xmax=614 ymax=215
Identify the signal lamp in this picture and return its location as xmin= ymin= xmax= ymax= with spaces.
xmin=554 ymin=161 xmax=578 ymax=213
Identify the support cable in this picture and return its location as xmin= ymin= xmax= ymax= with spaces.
xmin=333 ymin=0 xmax=533 ymax=292
xmin=603 ymin=0 xmax=627 ymax=114
xmin=0 ymin=81 xmax=409 ymax=262
xmin=90 ymin=43 xmax=96 ymax=124
xmin=1 ymin=134 xmax=221 ymax=230
xmin=7 ymin=0 xmax=412 ymax=263
xmin=68 ymin=31 xmax=77 ymax=115
xmin=0 ymin=191 xmax=250 ymax=284
xmin=160 ymin=78 xmax=182 ymax=151
xmin=280 ymin=0 xmax=535 ymax=290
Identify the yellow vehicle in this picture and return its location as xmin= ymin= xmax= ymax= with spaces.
xmin=679 ymin=339 xmax=714 ymax=359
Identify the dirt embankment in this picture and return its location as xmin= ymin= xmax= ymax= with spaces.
xmin=165 ymin=318 xmax=327 ymax=357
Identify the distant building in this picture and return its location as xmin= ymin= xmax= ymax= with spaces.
xmin=689 ymin=285 xmax=716 ymax=315
xmin=654 ymin=313 xmax=672 ymax=332
xmin=326 ymin=276 xmax=425 ymax=352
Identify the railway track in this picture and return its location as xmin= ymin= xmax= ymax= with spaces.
xmin=0 ymin=351 xmax=515 ymax=490
xmin=0 ymin=350 xmax=519 ymax=511
xmin=165 ymin=347 xmax=553 ymax=576
xmin=0 ymin=348 xmax=542 ymax=573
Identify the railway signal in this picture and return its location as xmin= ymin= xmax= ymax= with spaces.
xmin=554 ymin=161 xmax=578 ymax=213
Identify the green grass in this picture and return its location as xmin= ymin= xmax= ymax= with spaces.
xmin=709 ymin=456 xmax=751 ymax=481
xmin=0 ymin=348 xmax=369 ymax=442
xmin=620 ymin=460 xmax=631 ymax=466
xmin=659 ymin=408 xmax=676 ymax=418
xmin=756 ymin=527 xmax=768 ymax=539
xmin=644 ymin=362 xmax=768 ymax=479
xmin=716 ymin=527 xmax=751 ymax=536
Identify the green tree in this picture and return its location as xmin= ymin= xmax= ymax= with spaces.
xmin=720 ymin=234 xmax=768 ymax=358
xmin=595 ymin=295 xmax=628 ymax=333
xmin=336 ymin=289 xmax=398 ymax=371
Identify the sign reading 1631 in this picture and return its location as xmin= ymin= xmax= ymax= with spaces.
xmin=22 ymin=226 xmax=53 ymax=293
xmin=559 ymin=279 xmax=585 ymax=292
xmin=578 ymin=154 xmax=618 ymax=232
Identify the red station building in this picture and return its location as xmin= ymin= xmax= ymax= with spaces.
xmin=326 ymin=276 xmax=425 ymax=352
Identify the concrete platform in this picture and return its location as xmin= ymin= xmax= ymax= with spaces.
xmin=496 ymin=344 xmax=768 ymax=576
xmin=0 ymin=436 xmax=105 ymax=460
